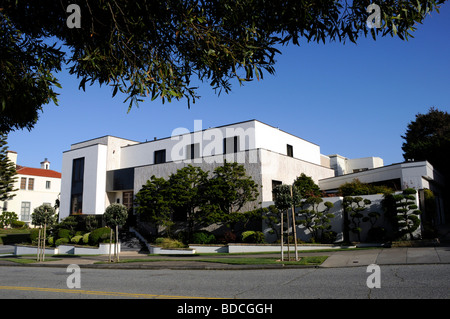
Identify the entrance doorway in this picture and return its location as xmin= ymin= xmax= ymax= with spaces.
xmin=122 ymin=191 xmax=134 ymax=211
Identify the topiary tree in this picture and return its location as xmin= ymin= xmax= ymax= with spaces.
xmin=343 ymin=196 xmax=372 ymax=242
xmin=104 ymin=204 xmax=128 ymax=262
xmin=394 ymin=188 xmax=422 ymax=240
xmin=297 ymin=197 xmax=334 ymax=243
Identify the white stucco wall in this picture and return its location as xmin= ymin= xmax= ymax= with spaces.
xmin=119 ymin=120 xmax=323 ymax=169
xmin=254 ymin=121 xmax=321 ymax=165
xmin=346 ymin=157 xmax=384 ymax=173
xmin=60 ymin=144 xmax=108 ymax=220
xmin=134 ymin=150 xmax=263 ymax=213
xmin=120 ymin=120 xmax=258 ymax=168
xmin=259 ymin=149 xmax=335 ymax=206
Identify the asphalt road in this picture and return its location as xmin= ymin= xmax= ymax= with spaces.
xmin=0 ymin=263 xmax=448 ymax=300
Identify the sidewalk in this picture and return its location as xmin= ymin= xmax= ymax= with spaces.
xmin=319 ymin=246 xmax=450 ymax=268
xmin=2 ymin=246 xmax=450 ymax=269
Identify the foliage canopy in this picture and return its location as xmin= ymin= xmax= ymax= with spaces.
xmin=0 ymin=0 xmax=446 ymax=132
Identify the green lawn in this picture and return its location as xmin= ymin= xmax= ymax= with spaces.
xmin=0 ymin=257 xmax=62 ymax=264
xmin=98 ymin=255 xmax=328 ymax=266
xmin=195 ymin=256 xmax=328 ymax=266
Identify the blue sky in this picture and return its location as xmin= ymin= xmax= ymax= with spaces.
xmin=7 ymin=3 xmax=450 ymax=173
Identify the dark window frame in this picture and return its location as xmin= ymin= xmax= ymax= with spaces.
xmin=287 ymin=144 xmax=293 ymax=157
xmin=223 ymin=136 xmax=239 ymax=154
xmin=154 ymin=149 xmax=166 ymax=164
xmin=70 ymin=157 xmax=85 ymax=214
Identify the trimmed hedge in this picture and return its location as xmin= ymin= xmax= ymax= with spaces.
xmin=55 ymin=237 xmax=70 ymax=246
xmin=191 ymin=231 xmax=216 ymax=244
xmin=154 ymin=237 xmax=186 ymax=248
xmin=71 ymin=235 xmax=83 ymax=244
xmin=57 ymin=229 xmax=72 ymax=240
xmin=88 ymin=227 xmax=113 ymax=246
xmin=82 ymin=232 xmax=90 ymax=244
xmin=241 ymin=231 xmax=265 ymax=244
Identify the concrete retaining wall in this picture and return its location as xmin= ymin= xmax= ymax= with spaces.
xmin=14 ymin=243 xmax=120 ymax=256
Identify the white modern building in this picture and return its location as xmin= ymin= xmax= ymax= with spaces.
xmin=60 ymin=120 xmax=337 ymax=220
xmin=2 ymin=151 xmax=61 ymax=224
xmin=327 ymin=154 xmax=384 ymax=176
xmin=59 ymin=119 xmax=446 ymax=227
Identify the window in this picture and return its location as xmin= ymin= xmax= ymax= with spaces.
xmin=287 ymin=144 xmax=293 ymax=157
xmin=45 ymin=181 xmax=51 ymax=189
xmin=223 ymin=136 xmax=239 ymax=154
xmin=20 ymin=177 xmax=27 ymax=190
xmin=272 ymin=180 xmax=282 ymax=201
xmin=28 ymin=178 xmax=34 ymax=191
xmin=186 ymin=143 xmax=200 ymax=160
xmin=71 ymin=158 xmax=85 ymax=214
xmin=154 ymin=149 xmax=166 ymax=164
xmin=21 ymin=202 xmax=31 ymax=221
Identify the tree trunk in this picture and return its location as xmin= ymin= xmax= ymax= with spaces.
xmin=280 ymin=210 xmax=284 ymax=261
xmin=286 ymin=209 xmax=290 ymax=260
xmin=42 ymin=223 xmax=47 ymax=262
xmin=109 ymin=227 xmax=112 ymax=262
xmin=290 ymin=186 xmax=298 ymax=261
xmin=115 ymin=225 xmax=119 ymax=262
xmin=36 ymin=227 xmax=41 ymax=262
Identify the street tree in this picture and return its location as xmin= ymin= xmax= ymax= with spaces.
xmin=273 ymin=184 xmax=302 ymax=260
xmin=104 ymin=203 xmax=128 ymax=262
xmin=0 ymin=1 xmax=446 ymax=132
xmin=31 ymin=204 xmax=57 ymax=261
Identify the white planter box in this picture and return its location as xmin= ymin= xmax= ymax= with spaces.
xmin=148 ymin=245 xmax=196 ymax=255
xmin=14 ymin=243 xmax=121 ymax=256
xmin=14 ymin=245 xmax=59 ymax=255
xmin=71 ymin=243 xmax=120 ymax=255
xmin=188 ymin=245 xmax=228 ymax=253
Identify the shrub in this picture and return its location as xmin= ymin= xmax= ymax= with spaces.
xmin=71 ymin=235 xmax=83 ymax=244
xmin=47 ymin=236 xmax=54 ymax=246
xmin=89 ymin=227 xmax=113 ymax=246
xmin=222 ymin=231 xmax=237 ymax=243
xmin=321 ymin=231 xmax=337 ymax=244
xmin=191 ymin=231 xmax=216 ymax=244
xmin=241 ymin=231 xmax=265 ymax=243
xmin=57 ymin=229 xmax=72 ymax=240
xmin=154 ymin=237 xmax=186 ymax=248
xmin=55 ymin=237 xmax=70 ymax=246
xmin=11 ymin=220 xmax=26 ymax=229
xmin=30 ymin=229 xmax=40 ymax=243
xmin=82 ymin=232 xmax=90 ymax=244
